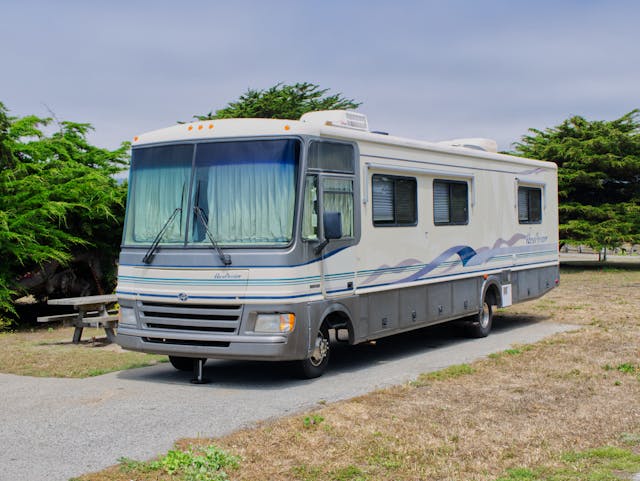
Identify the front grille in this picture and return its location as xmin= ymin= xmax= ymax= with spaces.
xmin=138 ymin=301 xmax=243 ymax=335
xmin=145 ymin=323 xmax=236 ymax=333
xmin=143 ymin=337 xmax=230 ymax=348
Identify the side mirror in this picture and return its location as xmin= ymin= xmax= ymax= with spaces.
xmin=323 ymin=211 xmax=343 ymax=240
xmin=315 ymin=212 xmax=342 ymax=254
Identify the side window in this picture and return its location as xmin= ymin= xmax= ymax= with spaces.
xmin=302 ymin=175 xmax=319 ymax=240
xmin=372 ymin=175 xmax=417 ymax=226
xmin=323 ymin=178 xmax=354 ymax=238
xmin=433 ymin=180 xmax=468 ymax=225
xmin=308 ymin=142 xmax=355 ymax=173
xmin=518 ymin=186 xmax=542 ymax=224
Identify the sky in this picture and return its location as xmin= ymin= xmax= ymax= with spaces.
xmin=1 ymin=0 xmax=639 ymax=152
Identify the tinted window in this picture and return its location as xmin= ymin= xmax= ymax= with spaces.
xmin=433 ymin=180 xmax=468 ymax=225
xmin=308 ymin=142 xmax=355 ymax=173
xmin=372 ymin=175 xmax=417 ymax=226
xmin=518 ymin=186 xmax=542 ymax=224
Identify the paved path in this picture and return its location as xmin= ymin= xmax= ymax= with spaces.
xmin=1 ymin=318 xmax=579 ymax=481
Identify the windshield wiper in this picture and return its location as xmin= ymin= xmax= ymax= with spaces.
xmin=193 ymin=206 xmax=232 ymax=266
xmin=142 ymin=208 xmax=182 ymax=264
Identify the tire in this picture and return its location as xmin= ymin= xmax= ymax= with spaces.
xmin=465 ymin=299 xmax=493 ymax=338
xmin=296 ymin=324 xmax=330 ymax=379
xmin=169 ymin=356 xmax=205 ymax=371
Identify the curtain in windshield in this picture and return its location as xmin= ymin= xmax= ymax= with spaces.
xmin=125 ymin=144 xmax=192 ymax=244
xmin=192 ymin=140 xmax=299 ymax=245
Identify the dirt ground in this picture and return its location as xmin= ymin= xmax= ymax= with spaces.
xmin=78 ymin=266 xmax=640 ymax=481
xmin=0 ymin=326 xmax=165 ymax=377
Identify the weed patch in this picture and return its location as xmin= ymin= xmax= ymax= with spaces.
xmin=497 ymin=446 xmax=640 ymax=480
xmin=302 ymin=414 xmax=324 ymax=429
xmin=118 ymin=445 xmax=239 ymax=481
xmin=412 ymin=363 xmax=475 ymax=386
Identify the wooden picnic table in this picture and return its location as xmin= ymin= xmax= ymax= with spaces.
xmin=38 ymin=294 xmax=118 ymax=344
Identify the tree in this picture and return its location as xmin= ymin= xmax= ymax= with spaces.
xmin=193 ymin=82 xmax=361 ymax=121
xmin=512 ymin=110 xmax=640 ymax=253
xmin=0 ymin=103 xmax=129 ymax=325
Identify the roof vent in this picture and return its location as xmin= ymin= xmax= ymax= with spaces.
xmin=300 ymin=110 xmax=369 ymax=131
xmin=437 ymin=138 xmax=498 ymax=153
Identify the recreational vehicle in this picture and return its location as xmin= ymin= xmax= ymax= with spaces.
xmin=115 ymin=110 xmax=559 ymax=379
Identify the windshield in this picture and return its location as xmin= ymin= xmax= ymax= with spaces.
xmin=123 ymin=139 xmax=300 ymax=247
xmin=124 ymin=144 xmax=192 ymax=245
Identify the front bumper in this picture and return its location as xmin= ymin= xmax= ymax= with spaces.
xmin=116 ymin=299 xmax=309 ymax=361
xmin=116 ymin=328 xmax=303 ymax=361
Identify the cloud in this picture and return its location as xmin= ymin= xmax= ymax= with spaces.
xmin=1 ymin=0 xmax=639 ymax=151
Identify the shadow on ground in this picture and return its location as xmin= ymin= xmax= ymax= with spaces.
xmin=116 ymin=313 xmax=550 ymax=389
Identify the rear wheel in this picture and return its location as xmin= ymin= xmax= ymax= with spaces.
xmin=169 ymin=356 xmax=206 ymax=371
xmin=465 ymin=299 xmax=493 ymax=338
xmin=296 ymin=324 xmax=330 ymax=379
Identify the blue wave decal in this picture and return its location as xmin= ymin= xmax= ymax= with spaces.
xmin=457 ymin=246 xmax=477 ymax=266
xmin=403 ymin=245 xmax=478 ymax=282
xmin=463 ymin=234 xmax=526 ymax=267
xmin=358 ymin=258 xmax=423 ymax=286
xmin=363 ymin=233 xmax=543 ymax=286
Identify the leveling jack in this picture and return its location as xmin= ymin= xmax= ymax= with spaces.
xmin=190 ymin=358 xmax=209 ymax=384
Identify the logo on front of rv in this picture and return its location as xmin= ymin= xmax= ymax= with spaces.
xmin=177 ymin=292 xmax=188 ymax=302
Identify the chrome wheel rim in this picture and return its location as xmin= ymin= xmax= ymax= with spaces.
xmin=479 ymin=302 xmax=490 ymax=328
xmin=310 ymin=331 xmax=329 ymax=367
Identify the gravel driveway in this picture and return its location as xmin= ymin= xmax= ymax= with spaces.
xmin=1 ymin=318 xmax=578 ymax=481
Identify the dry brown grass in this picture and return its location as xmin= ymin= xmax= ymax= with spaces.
xmin=0 ymin=326 xmax=166 ymax=377
xmin=79 ymin=267 xmax=640 ymax=480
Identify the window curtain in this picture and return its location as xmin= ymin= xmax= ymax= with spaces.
xmin=372 ymin=176 xmax=394 ymax=222
xmin=202 ymin=141 xmax=297 ymax=244
xmin=129 ymin=145 xmax=192 ymax=243
xmin=518 ymin=187 xmax=529 ymax=222
xmin=302 ymin=175 xmax=319 ymax=240
xmin=323 ymin=178 xmax=354 ymax=237
xmin=433 ymin=181 xmax=450 ymax=224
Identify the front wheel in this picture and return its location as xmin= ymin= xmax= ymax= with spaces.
xmin=296 ymin=325 xmax=330 ymax=379
xmin=465 ymin=300 xmax=493 ymax=338
xmin=169 ymin=356 xmax=206 ymax=371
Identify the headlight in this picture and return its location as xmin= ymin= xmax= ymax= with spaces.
xmin=119 ymin=307 xmax=137 ymax=327
xmin=254 ymin=313 xmax=296 ymax=333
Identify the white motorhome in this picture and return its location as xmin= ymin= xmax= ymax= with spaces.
xmin=116 ymin=110 xmax=559 ymax=378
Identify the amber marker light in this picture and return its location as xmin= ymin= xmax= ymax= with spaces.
xmin=279 ymin=313 xmax=296 ymax=333
xmin=483 ymin=274 xmax=489 ymax=280
xmin=198 ymin=124 xmax=203 ymax=130
xmin=133 ymin=136 xmax=139 ymax=142
xmin=188 ymin=125 xmax=193 ymax=131
xmin=208 ymin=124 xmax=214 ymax=129
xmin=284 ymin=124 xmax=291 ymax=131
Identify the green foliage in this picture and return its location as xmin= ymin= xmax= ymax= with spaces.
xmin=495 ymin=445 xmax=640 ymax=480
xmin=512 ymin=110 xmax=640 ymax=250
xmin=412 ymin=363 xmax=476 ymax=386
xmin=193 ymin=82 xmax=361 ymax=121
xmin=0 ymin=102 xmax=128 ymax=319
xmin=134 ymin=445 xmax=241 ymax=481
xmin=302 ymin=413 xmax=325 ymax=429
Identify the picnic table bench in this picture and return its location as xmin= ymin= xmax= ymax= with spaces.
xmin=37 ymin=294 xmax=118 ymax=343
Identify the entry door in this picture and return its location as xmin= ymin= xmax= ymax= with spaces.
xmin=319 ymin=176 xmax=357 ymax=298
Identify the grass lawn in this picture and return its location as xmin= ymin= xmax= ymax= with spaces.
xmin=0 ymin=326 xmax=166 ymax=377
xmin=61 ymin=268 xmax=640 ymax=479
